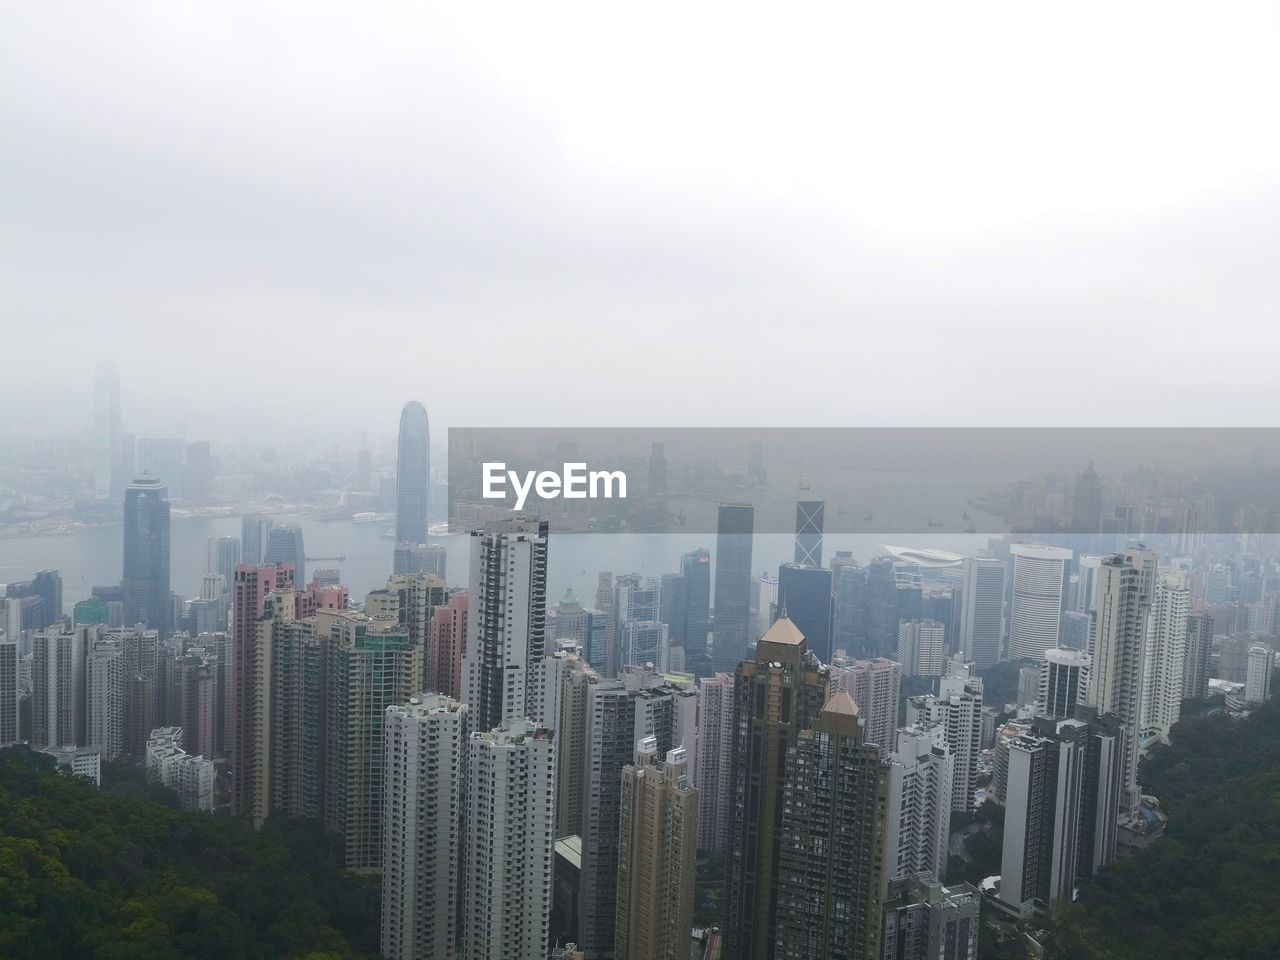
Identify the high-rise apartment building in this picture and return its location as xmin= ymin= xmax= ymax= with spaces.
xmin=382 ymin=695 xmax=468 ymax=960
xmin=122 ymin=476 xmax=171 ymax=637
xmin=1038 ymin=647 xmax=1091 ymax=720
xmin=712 ymin=503 xmax=754 ymax=672
xmin=462 ymin=517 xmax=549 ymax=733
xmin=426 ymin=592 xmax=468 ymax=699
xmin=773 ymin=690 xmax=889 ymax=960
xmin=1245 ymin=643 xmax=1273 ymax=705
xmin=829 ymin=655 xmax=902 ymax=755
xmin=886 ymin=724 xmax=953 ymax=882
xmin=229 ymin=564 xmax=293 ymax=822
xmin=615 ymin=739 xmax=698 ymax=960
xmin=1009 ymin=545 xmax=1072 ymax=661
xmin=579 ymin=668 xmax=697 ymax=958
xmin=1182 ymin=612 xmax=1213 ymax=700
xmin=528 ymin=650 xmax=598 ymax=839
xmin=997 ymin=720 xmax=1086 ymax=916
xmin=881 ymin=875 xmax=980 ymax=960
xmin=906 ymin=659 xmax=983 ymax=813
xmin=957 ymin=557 xmax=1005 ymax=668
xmin=322 ymin=608 xmax=419 ymax=872
xmin=1085 ymin=547 xmax=1156 ymax=814
xmin=722 ymin=617 xmax=830 ymax=960
xmin=695 ymin=672 xmax=736 ymax=852
xmin=1142 ymin=572 xmax=1189 ymax=743
xmin=898 ymin=619 xmax=945 ymax=678
xmin=463 ymin=719 xmax=556 ymax=960
xmin=393 ymin=400 xmax=430 ymax=565
xmin=0 ymin=639 xmax=17 ymax=745
xmin=31 ymin=626 xmax=89 ymax=749
xmin=86 ymin=637 xmax=126 ymax=761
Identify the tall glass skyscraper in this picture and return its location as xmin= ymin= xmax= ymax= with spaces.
xmin=122 ymin=476 xmax=171 ymax=636
xmin=264 ymin=523 xmax=306 ymax=588
xmin=712 ymin=503 xmax=754 ymax=671
xmin=394 ymin=401 xmax=430 ymax=571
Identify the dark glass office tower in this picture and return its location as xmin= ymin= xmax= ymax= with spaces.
xmin=264 ymin=523 xmax=306 ymax=588
xmin=393 ymin=401 xmax=430 ymax=570
xmin=778 ymin=563 xmax=833 ymax=663
xmin=713 ymin=503 xmax=754 ymax=671
xmin=122 ymin=476 xmax=171 ymax=636
xmin=680 ymin=548 xmax=711 ymax=655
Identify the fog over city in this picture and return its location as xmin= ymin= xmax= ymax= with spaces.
xmin=4 ymin=2 xmax=1279 ymax=439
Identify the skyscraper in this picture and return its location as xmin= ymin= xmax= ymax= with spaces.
xmin=778 ymin=563 xmax=833 ymax=663
xmin=614 ymin=574 xmax=667 ymax=670
xmin=1244 ymin=643 xmax=1273 ymax=705
xmin=773 ymin=690 xmax=890 ymax=960
xmin=957 ymin=557 xmax=1005 ymax=668
xmin=712 ymin=503 xmax=754 ymax=672
xmin=462 ymin=516 xmax=549 ymax=733
xmin=1182 ymin=612 xmax=1213 ymax=700
xmin=1009 ymin=544 xmax=1073 ymax=661
xmin=679 ymin=548 xmax=711 ymax=658
xmin=86 ymin=637 xmax=126 ymax=761
xmin=695 ymin=672 xmax=735 ymax=852
xmin=241 ymin=514 xmax=272 ymax=566
xmin=208 ymin=537 xmax=241 ymax=596
xmin=579 ymin=669 xmax=697 ymax=958
xmin=264 ymin=523 xmax=306 ymax=590
xmin=829 ymin=655 xmax=902 ymax=755
xmin=615 ymin=739 xmax=698 ymax=960
xmin=997 ymin=720 xmax=1086 ymax=916
xmin=0 ymin=639 xmax=17 ymax=745
xmin=1038 ymin=647 xmax=1091 ymax=720
xmin=898 ymin=619 xmax=945 ymax=678
xmin=794 ymin=500 xmax=824 ymax=567
xmin=886 ymin=724 xmax=953 ymax=882
xmin=906 ymin=659 xmax=983 ymax=813
xmin=1085 ymin=547 xmax=1155 ymax=814
xmin=1142 ymin=572 xmax=1189 ymax=743
xmin=880 ymin=875 xmax=980 ymax=960
xmin=723 ymin=617 xmax=830 ymax=960
xmin=426 ymin=592 xmax=468 ymax=699
xmin=31 ymin=626 xmax=89 ymax=749
xmin=463 ymin=719 xmax=556 ymax=960
xmin=229 ymin=564 xmax=293 ymax=822
xmin=830 ymin=555 xmax=867 ymax=657
xmin=122 ymin=476 xmax=171 ymax=637
xmin=1070 ymin=462 xmax=1103 ymax=532
xmin=322 ymin=608 xmax=419 ymax=872
xmin=382 ymin=695 xmax=468 ymax=960
xmin=393 ymin=400 xmax=430 ymax=569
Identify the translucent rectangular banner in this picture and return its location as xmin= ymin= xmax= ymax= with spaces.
xmin=446 ymin=427 xmax=1280 ymax=536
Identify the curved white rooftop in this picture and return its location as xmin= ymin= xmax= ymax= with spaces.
xmin=878 ymin=545 xmax=966 ymax=568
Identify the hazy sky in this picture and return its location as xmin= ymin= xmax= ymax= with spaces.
xmin=3 ymin=2 xmax=1278 ymax=441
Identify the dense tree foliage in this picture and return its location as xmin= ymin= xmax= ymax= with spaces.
xmin=0 ymin=747 xmax=380 ymax=959
xmin=1052 ymin=681 xmax=1280 ymax=960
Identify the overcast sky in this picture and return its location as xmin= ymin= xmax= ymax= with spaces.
xmin=3 ymin=2 xmax=1278 ymax=443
